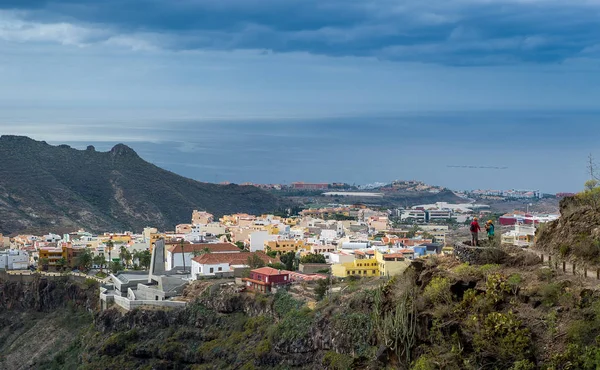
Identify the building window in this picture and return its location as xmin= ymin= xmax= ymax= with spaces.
xmin=210 ymin=268 xmax=214 ymax=273
xmin=218 ymin=267 xmax=222 ymax=271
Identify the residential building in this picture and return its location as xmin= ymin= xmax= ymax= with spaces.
xmin=331 ymin=258 xmax=379 ymax=278
xmin=243 ymin=267 xmax=291 ymax=293
xmin=176 ymin=224 xmax=192 ymax=234
xmin=165 ymin=242 xmax=240 ymax=270
xmin=329 ymin=251 xmax=355 ymax=264
xmin=375 ymin=250 xmax=411 ymax=277
xmin=0 ymin=249 xmax=29 ymax=270
xmin=501 ymin=224 xmax=536 ymax=247
xmin=265 ymin=239 xmax=305 ymax=254
xmin=310 ymin=244 xmax=336 ymax=255
xmin=38 ymin=246 xmax=67 ymax=270
xmin=249 ymin=231 xmax=278 ymax=252
xmin=192 ymin=210 xmax=214 ymax=225
xmin=190 ymin=251 xmax=277 ymax=278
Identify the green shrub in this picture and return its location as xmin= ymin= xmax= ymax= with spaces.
xmin=453 ymin=263 xmax=481 ymax=280
xmin=411 ymin=355 xmax=437 ymax=370
xmin=559 ymin=244 xmax=571 ymax=258
xmin=510 ymin=359 xmax=536 ymax=370
xmin=273 ymin=290 xmax=302 ymax=318
xmin=322 ymin=351 xmax=353 ymax=370
xmin=538 ymin=282 xmax=563 ymax=307
xmin=272 ymin=308 xmax=313 ymax=344
xmin=472 ymin=311 xmax=531 ymax=364
xmin=536 ymin=268 xmax=555 ymax=282
xmin=423 ymin=277 xmax=452 ymax=305
xmin=485 ymin=273 xmax=510 ymax=305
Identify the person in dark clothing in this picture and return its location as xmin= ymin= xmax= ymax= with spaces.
xmin=470 ymin=217 xmax=481 ymax=246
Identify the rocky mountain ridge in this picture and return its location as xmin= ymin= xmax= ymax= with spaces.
xmin=0 ymin=135 xmax=283 ymax=235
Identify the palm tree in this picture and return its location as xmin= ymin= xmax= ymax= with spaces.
xmin=75 ymin=249 xmax=93 ymax=272
xmin=106 ymin=240 xmax=114 ymax=264
xmin=119 ymin=246 xmax=130 ymax=268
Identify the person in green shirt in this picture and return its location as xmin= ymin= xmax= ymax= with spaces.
xmin=485 ymin=220 xmax=495 ymax=241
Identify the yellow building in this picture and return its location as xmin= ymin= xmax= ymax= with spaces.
xmin=375 ymin=251 xmax=410 ymax=277
xmin=331 ymin=251 xmax=410 ymax=278
xmin=331 ymin=258 xmax=379 ymax=278
xmin=103 ymin=233 xmax=132 ymax=244
xmin=264 ymin=224 xmax=280 ymax=235
xmin=265 ymin=240 xmax=305 ymax=254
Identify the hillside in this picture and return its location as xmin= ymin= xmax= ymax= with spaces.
xmin=535 ymin=194 xmax=600 ymax=265
xmin=4 ymin=247 xmax=600 ymax=369
xmin=0 ymin=136 xmax=283 ymax=235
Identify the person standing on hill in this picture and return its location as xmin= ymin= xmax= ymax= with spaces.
xmin=470 ymin=217 xmax=481 ymax=246
xmin=485 ymin=220 xmax=495 ymax=242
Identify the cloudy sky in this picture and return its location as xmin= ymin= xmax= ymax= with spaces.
xmin=0 ymin=1 xmax=598 ymax=191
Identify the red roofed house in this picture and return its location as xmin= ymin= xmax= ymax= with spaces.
xmin=165 ymin=242 xmax=240 ymax=270
xmin=243 ymin=267 xmax=290 ymax=293
xmin=190 ymin=251 xmax=278 ymax=279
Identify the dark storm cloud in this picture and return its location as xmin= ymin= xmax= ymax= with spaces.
xmin=2 ymin=0 xmax=600 ymax=65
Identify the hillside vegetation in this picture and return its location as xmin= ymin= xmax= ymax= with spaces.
xmin=536 ymin=194 xmax=600 ymax=265
xmin=4 ymin=246 xmax=600 ymax=369
xmin=0 ymin=136 xmax=283 ymax=234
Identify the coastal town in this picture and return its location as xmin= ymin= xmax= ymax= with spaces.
xmin=0 ymin=183 xmax=561 ymax=312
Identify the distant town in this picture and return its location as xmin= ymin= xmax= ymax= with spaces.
xmin=0 ymin=180 xmax=562 ymax=311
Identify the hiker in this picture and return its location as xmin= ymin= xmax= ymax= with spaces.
xmin=485 ymin=220 xmax=495 ymax=241
xmin=470 ymin=217 xmax=481 ymax=246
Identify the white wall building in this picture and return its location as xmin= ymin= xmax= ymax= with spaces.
xmin=249 ymin=231 xmax=278 ymax=252
xmin=0 ymin=250 xmax=29 ymax=270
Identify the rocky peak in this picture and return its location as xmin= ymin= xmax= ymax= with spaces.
xmin=110 ymin=143 xmax=138 ymax=158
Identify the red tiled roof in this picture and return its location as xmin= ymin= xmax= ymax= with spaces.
xmin=167 ymin=242 xmax=239 ymax=254
xmin=251 ymin=266 xmax=290 ymax=276
xmin=192 ymin=251 xmax=277 ymax=265
xmin=399 ymin=249 xmax=414 ymax=254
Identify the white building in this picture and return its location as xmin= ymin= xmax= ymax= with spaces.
xmin=249 ymin=231 xmax=278 ymax=252
xmin=165 ymin=243 xmax=240 ymax=271
xmin=0 ymin=250 xmax=29 ymax=270
xmin=328 ymin=251 xmax=355 ymax=264
xmin=190 ymin=251 xmax=276 ymax=279
xmin=400 ymin=210 xmax=426 ymax=223
xmin=341 ymin=241 xmax=370 ymax=250
xmin=501 ymin=224 xmax=536 ymax=247
xmin=320 ymin=229 xmax=338 ymax=244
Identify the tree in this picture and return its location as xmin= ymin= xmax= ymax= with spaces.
xmin=93 ymin=255 xmax=105 ymax=273
xmin=39 ymin=258 xmax=49 ymax=271
xmin=75 ymin=249 xmax=93 ymax=271
xmin=280 ymin=252 xmax=297 ymax=271
xmin=56 ymin=257 xmax=67 ymax=272
xmin=119 ymin=246 xmax=132 ymax=268
xmin=105 ymin=240 xmax=114 ymax=263
xmin=235 ymin=241 xmax=245 ymax=250
xmin=247 ymin=254 xmax=266 ymax=269
xmin=314 ymin=277 xmax=331 ymax=301
xmin=406 ymin=225 xmax=420 ymax=238
xmin=300 ymin=253 xmax=326 ymax=264
xmin=139 ymin=250 xmax=152 ymax=270
xmin=109 ymin=261 xmax=122 ymax=274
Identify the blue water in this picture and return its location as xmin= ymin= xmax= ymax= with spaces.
xmin=42 ymin=111 xmax=598 ymax=193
